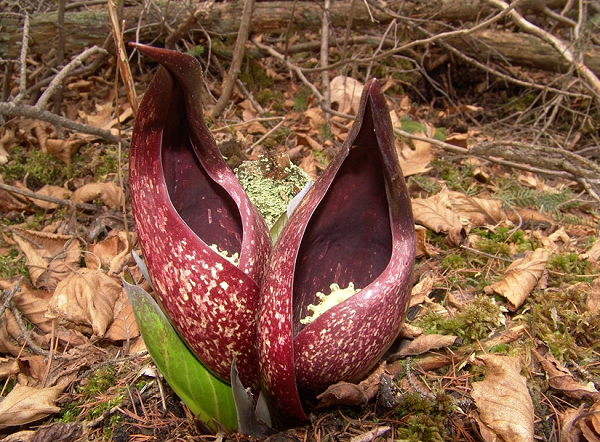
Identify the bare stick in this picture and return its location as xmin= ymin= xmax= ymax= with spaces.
xmin=0 ymin=102 xmax=120 ymax=144
xmin=108 ymin=0 xmax=138 ymax=115
xmin=211 ymin=0 xmax=256 ymax=118
xmin=485 ymin=0 xmax=600 ymax=103
xmin=53 ymin=0 xmax=67 ymax=120
xmin=37 ymin=46 xmax=108 ymax=110
xmin=320 ymin=0 xmax=331 ymax=119
xmin=14 ymin=14 xmax=30 ymax=105
xmin=0 ymin=182 xmax=99 ymax=211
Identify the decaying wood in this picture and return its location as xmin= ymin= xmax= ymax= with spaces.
xmin=0 ymin=0 xmax=569 ymax=59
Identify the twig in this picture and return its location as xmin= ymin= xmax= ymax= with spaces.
xmin=0 ymin=182 xmax=99 ymax=211
xmin=485 ymin=0 xmax=600 ymax=104
xmin=0 ymin=101 xmax=120 ymax=144
xmin=0 ymin=276 xmax=24 ymax=319
xmin=108 ymin=0 xmax=138 ymax=116
xmin=37 ymin=46 xmax=108 ymax=110
xmin=211 ymin=0 xmax=256 ymax=118
xmin=53 ymin=0 xmax=67 ymax=122
xmin=349 ymin=427 xmax=391 ymax=442
xmin=372 ymin=0 xmax=589 ymax=100
xmin=320 ymin=0 xmax=332 ymax=119
xmin=236 ymin=78 xmax=265 ymax=116
xmin=245 ymin=118 xmax=286 ymax=153
xmin=14 ymin=14 xmax=30 ymax=105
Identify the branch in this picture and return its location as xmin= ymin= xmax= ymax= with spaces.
xmin=210 ymin=0 xmax=256 ymax=118
xmin=485 ymin=0 xmax=600 ymax=104
xmin=0 ymin=182 xmax=100 ymax=211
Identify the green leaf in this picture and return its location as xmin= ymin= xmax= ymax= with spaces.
xmin=123 ymin=279 xmax=237 ymax=430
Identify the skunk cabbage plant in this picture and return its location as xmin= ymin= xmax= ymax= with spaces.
xmin=129 ymin=44 xmax=415 ymax=430
xmin=258 ymin=79 xmax=416 ymax=426
xmin=129 ymin=44 xmax=270 ymax=390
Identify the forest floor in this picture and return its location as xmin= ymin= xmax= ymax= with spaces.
xmin=1 ymin=3 xmax=600 ymax=441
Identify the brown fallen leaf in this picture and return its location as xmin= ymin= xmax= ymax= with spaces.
xmin=411 ymin=197 xmax=463 ymax=234
xmin=434 ymin=190 xmax=506 ymax=225
xmin=395 ymin=334 xmax=459 ymax=357
xmin=27 ymin=185 xmax=72 ymax=210
xmin=71 ymin=182 xmax=124 ymax=209
xmin=316 ymin=363 xmax=387 ymax=407
xmin=583 ymin=241 xmax=600 ymax=264
xmin=104 ymin=290 xmax=140 ymax=342
xmin=488 ymin=248 xmax=550 ymax=311
xmin=0 ymin=358 xmax=20 ymax=380
xmin=85 ymin=230 xmax=132 ymax=274
xmin=0 ymin=383 xmax=65 ymax=429
xmin=10 ymin=228 xmax=81 ymax=290
xmin=533 ymin=348 xmax=600 ymax=401
xmin=46 ymin=268 xmax=122 ymax=337
xmin=330 ymin=76 xmax=364 ymax=114
xmin=299 ymin=151 xmax=318 ymax=181
xmin=588 ymin=278 xmax=600 ymax=314
xmin=471 ymin=354 xmax=534 ymax=442
xmin=0 ymin=280 xmax=53 ymax=333
xmin=560 ymin=406 xmax=585 ymax=442
xmin=45 ymin=139 xmax=85 ymax=165
xmin=396 ymin=137 xmax=433 ymax=177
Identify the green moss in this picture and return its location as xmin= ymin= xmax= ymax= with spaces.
xmin=395 ymin=392 xmax=456 ymax=442
xmin=3 ymin=147 xmax=80 ymax=188
xmin=526 ymin=283 xmax=600 ymax=363
xmin=79 ymin=367 xmax=117 ymax=399
xmin=415 ymin=296 xmax=505 ymax=343
xmin=442 ymin=254 xmax=465 ymax=270
xmin=0 ymin=245 xmax=29 ymax=279
xmin=55 ymin=401 xmax=80 ymax=423
xmin=547 ymin=253 xmax=591 ymax=279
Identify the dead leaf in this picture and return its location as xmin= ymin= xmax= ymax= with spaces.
xmin=304 ymin=107 xmax=325 ymax=130
xmin=71 ymin=182 xmax=123 ymax=209
xmin=85 ymin=230 xmax=132 ymax=274
xmin=411 ymin=197 xmax=463 ymax=233
xmin=299 ymin=152 xmax=318 ymax=181
xmin=415 ymin=225 xmax=436 ymax=258
xmin=45 ymin=139 xmax=85 ymax=165
xmin=488 ymin=248 xmax=550 ymax=311
xmin=28 ymin=185 xmax=71 ymax=210
xmin=410 ymin=273 xmax=434 ymax=307
xmin=0 ymin=128 xmax=15 ymax=165
xmin=395 ymin=334 xmax=459 ymax=357
xmin=330 ymin=76 xmax=364 ymax=114
xmin=19 ymin=356 xmax=47 ymax=382
xmin=46 ymin=268 xmax=122 ymax=337
xmin=11 ymin=228 xmax=81 ymax=290
xmin=533 ymin=349 xmax=600 ymax=401
xmin=588 ymin=279 xmax=600 ymax=314
xmin=396 ymin=137 xmax=434 ymax=177
xmin=0 ymin=359 xmax=20 ymax=380
xmin=316 ymin=363 xmax=386 ymax=407
xmin=104 ymin=291 xmax=140 ymax=342
xmin=583 ymin=241 xmax=600 ymax=264
xmin=434 ymin=190 xmax=506 ymax=225
xmin=471 ymin=354 xmax=534 ymax=442
xmin=0 ymin=383 xmax=65 ymax=429
xmin=317 ymin=382 xmax=367 ymax=407
xmin=560 ymin=407 xmax=585 ymax=442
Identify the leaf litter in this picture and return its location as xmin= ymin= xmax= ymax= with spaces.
xmin=0 ymin=22 xmax=599 ymax=442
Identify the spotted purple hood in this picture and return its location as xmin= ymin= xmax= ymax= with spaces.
xmin=130 ymin=45 xmax=415 ymax=429
xmin=258 ymin=79 xmax=416 ymax=426
xmin=129 ymin=44 xmax=270 ymax=390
